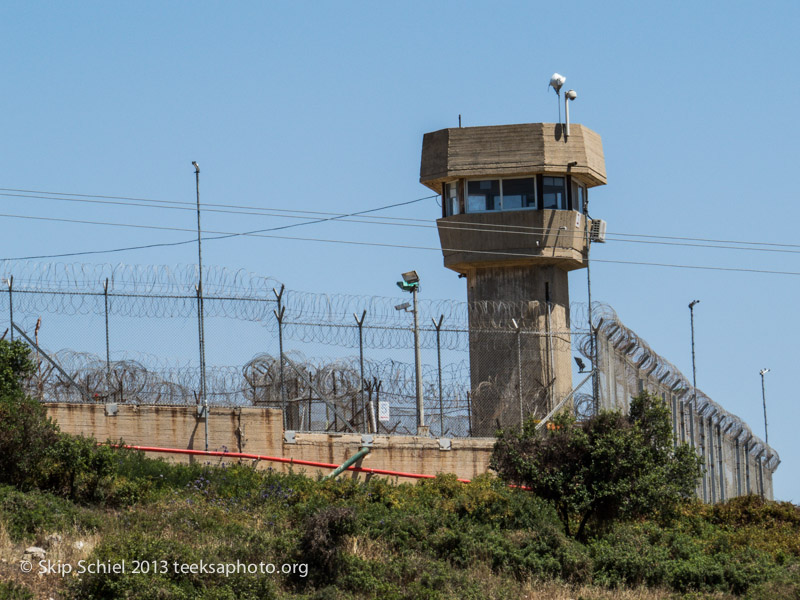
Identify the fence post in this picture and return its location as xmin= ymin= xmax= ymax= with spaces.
xmin=467 ymin=391 xmax=472 ymax=437
xmin=717 ymin=423 xmax=725 ymax=502
xmin=195 ymin=285 xmax=209 ymax=451
xmin=354 ymin=310 xmax=367 ymax=434
xmin=104 ymin=278 xmax=111 ymax=402
xmin=273 ymin=285 xmax=287 ymax=430
xmin=7 ymin=276 xmax=13 ymax=341
xmin=432 ymin=315 xmax=444 ymax=437
xmin=34 ymin=317 xmax=42 ymax=399
xmin=307 ymin=373 xmax=313 ymax=431
xmin=512 ymin=318 xmax=523 ymax=426
xmin=698 ymin=416 xmax=708 ymax=502
xmin=331 ymin=370 xmax=338 ymax=432
xmin=744 ymin=440 xmax=751 ymax=494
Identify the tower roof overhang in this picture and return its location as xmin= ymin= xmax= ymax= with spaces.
xmin=420 ymin=123 xmax=606 ymax=192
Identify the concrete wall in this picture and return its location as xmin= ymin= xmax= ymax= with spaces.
xmin=45 ymin=403 xmax=494 ymax=482
xmin=437 ymin=209 xmax=588 ymax=272
xmin=419 ymin=123 xmax=607 ymax=190
xmin=46 ymin=396 xmax=774 ymax=500
xmin=466 ymin=265 xmax=574 ymax=435
xmin=595 ymin=326 xmax=777 ymax=501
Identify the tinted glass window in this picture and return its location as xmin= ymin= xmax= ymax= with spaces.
xmin=445 ymin=182 xmax=460 ymax=216
xmin=571 ymin=179 xmax=586 ymax=212
xmin=542 ymin=177 xmax=566 ymax=210
xmin=467 ymin=180 xmax=500 ymax=212
xmin=501 ymin=178 xmax=536 ymax=210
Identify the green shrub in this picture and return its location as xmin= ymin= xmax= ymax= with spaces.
xmin=298 ymin=506 xmax=357 ymax=583
xmin=590 ymin=524 xmax=670 ymax=588
xmin=492 ymin=392 xmax=702 ymax=540
xmin=0 ymin=340 xmax=60 ymax=491
xmin=0 ymin=339 xmax=34 ymax=397
xmin=39 ymin=434 xmax=117 ymax=502
xmin=0 ymin=484 xmax=100 ymax=541
xmin=0 ymin=581 xmax=34 ymax=600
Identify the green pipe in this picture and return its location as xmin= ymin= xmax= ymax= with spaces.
xmin=324 ymin=447 xmax=371 ymax=480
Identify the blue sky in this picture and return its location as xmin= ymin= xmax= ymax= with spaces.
xmin=1 ymin=2 xmax=798 ymax=501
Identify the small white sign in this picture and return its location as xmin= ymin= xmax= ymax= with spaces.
xmin=575 ymin=213 xmax=582 ymax=228
xmin=378 ymin=400 xmax=390 ymax=422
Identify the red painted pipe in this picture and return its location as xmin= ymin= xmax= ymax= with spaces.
xmin=109 ymin=444 xmax=473 ymax=483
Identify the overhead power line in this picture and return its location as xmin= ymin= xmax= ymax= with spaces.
xmin=0 ymin=193 xmax=437 ymax=260
xmin=4 ymin=190 xmax=800 ymax=257
xmin=1 ymin=211 xmax=800 ymax=277
xmin=3 ymin=185 xmax=800 ymax=250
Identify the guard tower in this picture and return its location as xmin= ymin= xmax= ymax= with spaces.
xmin=420 ymin=122 xmax=606 ymax=435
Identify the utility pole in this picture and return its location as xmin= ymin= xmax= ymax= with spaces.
xmin=193 ymin=161 xmax=208 ymax=452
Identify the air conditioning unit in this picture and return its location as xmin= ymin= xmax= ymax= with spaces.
xmin=590 ymin=219 xmax=607 ymax=243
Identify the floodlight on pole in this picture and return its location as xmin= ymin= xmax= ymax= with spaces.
xmin=396 ymin=270 xmax=425 ymax=434
xmin=549 ymin=73 xmax=565 ymax=95
xmin=549 ymin=73 xmax=566 ymax=126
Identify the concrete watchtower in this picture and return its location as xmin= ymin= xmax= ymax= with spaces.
xmin=420 ymin=122 xmax=606 ymax=435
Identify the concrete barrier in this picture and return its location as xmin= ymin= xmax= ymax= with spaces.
xmin=45 ymin=403 xmax=494 ymax=482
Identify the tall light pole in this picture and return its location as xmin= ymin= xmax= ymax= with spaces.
xmin=193 ymin=161 xmax=208 ymax=451
xmin=584 ymin=194 xmax=599 ymax=413
xmin=688 ymin=300 xmax=700 ymax=448
xmin=760 ymin=368 xmax=770 ymax=446
xmin=397 ymin=271 xmax=425 ymax=435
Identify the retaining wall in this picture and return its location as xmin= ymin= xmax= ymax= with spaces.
xmin=45 ymin=403 xmax=494 ymax=481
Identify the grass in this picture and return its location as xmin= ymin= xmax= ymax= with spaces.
xmin=0 ymin=451 xmax=796 ymax=599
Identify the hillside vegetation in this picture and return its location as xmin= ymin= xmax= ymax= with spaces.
xmin=0 ymin=339 xmax=797 ymax=600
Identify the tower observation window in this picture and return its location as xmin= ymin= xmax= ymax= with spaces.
xmin=465 ymin=177 xmax=536 ymax=213
xmin=542 ymin=177 xmax=567 ymax=210
xmin=571 ymin=179 xmax=586 ymax=213
xmin=445 ymin=182 xmax=460 ymax=216
xmin=501 ymin=178 xmax=537 ymax=210
xmin=467 ymin=180 xmax=501 ymax=212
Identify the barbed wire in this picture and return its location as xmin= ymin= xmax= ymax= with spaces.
xmin=0 ymin=261 xmax=588 ymax=348
xmin=4 ymin=261 xmax=776 ymax=467
xmin=0 ymin=261 xmax=281 ymax=295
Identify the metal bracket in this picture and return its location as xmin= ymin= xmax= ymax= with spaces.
xmin=438 ymin=438 xmax=452 ymax=451
xmin=12 ymin=323 xmax=93 ymax=402
xmin=536 ymin=370 xmax=595 ymax=431
xmin=284 ymin=430 xmax=296 ymax=444
xmin=105 ymin=403 xmax=118 ymax=416
xmin=361 ymin=434 xmax=374 ymax=448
